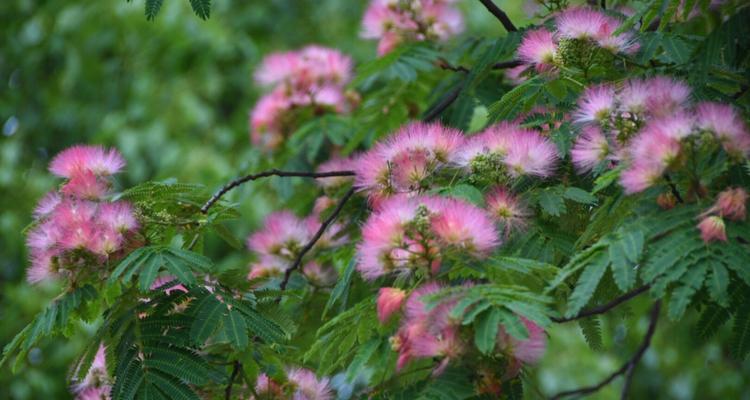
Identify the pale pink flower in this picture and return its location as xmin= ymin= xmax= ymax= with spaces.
xmin=287 ymin=368 xmax=333 ymax=400
xmin=27 ymin=221 xmax=62 ymax=253
xmin=619 ymin=78 xmax=651 ymax=114
xmin=357 ymin=196 xmax=419 ymax=279
xmin=498 ymin=317 xmax=547 ymax=364
xmin=248 ymin=256 xmax=286 ymax=281
xmin=302 ymin=262 xmax=337 ymax=287
xmin=150 ymin=275 xmax=188 ymax=295
xmin=697 ymin=216 xmax=727 ymax=243
xmin=485 ymin=187 xmax=530 ymax=236
xmin=571 ymin=125 xmax=610 ymax=172
xmin=410 ymin=325 xmax=463 ymax=360
xmin=454 ymin=123 xmax=515 ymax=168
xmin=645 ymin=76 xmax=691 ymax=117
xmin=696 ymin=102 xmax=750 ymax=158
xmin=619 ymin=162 xmax=665 ymax=194
xmin=254 ymin=373 xmax=284 ymax=398
xmin=99 ymin=201 xmax=139 ymax=232
xmin=404 ymin=282 xmax=443 ymax=321
xmin=575 ymin=84 xmax=616 ymax=124
xmin=517 ymin=29 xmax=557 ymax=71
xmin=72 ymin=345 xmax=110 ymax=399
xmin=377 ymin=287 xmax=407 ymax=323
xmin=49 ymin=145 xmax=125 ymax=178
xmin=627 ymin=123 xmax=682 ymax=167
xmin=27 ymin=251 xmax=58 ymax=284
xmin=430 ymin=197 xmax=500 ymax=256
xmin=249 ymin=89 xmax=289 ymax=150
xmin=34 ymin=191 xmax=62 ymax=218
xmin=87 ymin=226 xmax=124 ymax=256
xmin=505 ymin=65 xmax=528 ymax=85
xmin=503 ymin=130 xmax=559 ymax=178
xmin=556 ymin=7 xmax=610 ymax=40
xmin=711 ymin=188 xmax=748 ymax=221
xmin=247 ymin=211 xmax=310 ymax=258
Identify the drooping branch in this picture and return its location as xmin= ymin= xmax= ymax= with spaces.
xmin=278 ymin=187 xmax=357 ymax=293
xmin=550 ymin=301 xmax=661 ymax=400
xmin=552 ymin=285 xmax=651 ymax=323
xmin=200 ymin=169 xmax=355 ymax=213
xmin=423 ymin=83 xmax=465 ymax=122
xmin=477 ymin=0 xmax=517 ymax=32
xmin=437 ymin=58 xmax=525 ymax=73
xmin=225 ymin=361 xmax=242 ymax=400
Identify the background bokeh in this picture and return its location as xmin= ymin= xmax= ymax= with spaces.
xmin=0 ymin=0 xmax=747 ymax=399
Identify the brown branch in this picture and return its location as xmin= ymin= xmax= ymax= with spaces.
xmin=438 ymin=59 xmax=525 ymax=73
xmin=552 ymin=285 xmax=650 ymax=323
xmin=225 ymin=361 xmax=242 ymax=400
xmin=550 ymin=301 xmax=661 ymax=400
xmin=423 ymin=83 xmax=465 ymax=122
xmin=200 ymin=169 xmax=355 ymax=213
xmin=494 ymin=60 xmax=524 ymax=69
xmin=477 ymin=0 xmax=517 ymax=32
xmin=664 ymin=174 xmax=684 ymax=204
xmin=278 ymin=187 xmax=356 ymax=294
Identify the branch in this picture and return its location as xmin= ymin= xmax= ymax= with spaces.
xmin=438 ymin=59 xmax=524 ymax=73
xmin=225 ymin=361 xmax=241 ymax=400
xmin=200 ymin=169 xmax=355 ymax=213
xmin=664 ymin=174 xmax=684 ymax=204
xmin=423 ymin=82 xmax=465 ymax=122
xmin=278 ymin=187 xmax=356 ymax=293
xmin=552 ymin=285 xmax=650 ymax=323
xmin=550 ymin=301 xmax=661 ymax=400
xmin=477 ymin=0 xmax=517 ymax=32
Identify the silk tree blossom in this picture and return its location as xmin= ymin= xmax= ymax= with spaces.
xmin=503 ymin=130 xmax=559 ymax=178
xmin=517 ymin=29 xmax=557 ymax=72
xmin=286 ymin=368 xmax=334 ymax=400
xmin=247 ymin=211 xmax=311 ymax=259
xmin=361 ymin=0 xmax=463 ymax=56
xmin=302 ymin=262 xmax=338 ymax=287
xmin=253 ymin=373 xmax=284 ymax=399
xmin=697 ymin=216 xmax=727 ymax=243
xmin=555 ymin=7 xmax=637 ymax=54
xmin=356 ymin=195 xmax=499 ymax=280
xmin=71 ymin=345 xmax=111 ymax=400
xmin=696 ymin=102 xmax=750 ymax=158
xmin=497 ymin=316 xmax=547 ymax=379
xmin=377 ymin=287 xmax=407 ymax=323
xmin=571 ymin=125 xmax=610 ymax=172
xmin=574 ymin=84 xmax=616 ymax=124
xmin=485 ymin=187 xmax=530 ymax=237
xmin=710 ymin=188 xmax=748 ymax=221
xmin=316 ymin=157 xmax=355 ymax=189
xmin=354 ymin=122 xmax=465 ymax=203
xmin=26 ymin=146 xmax=139 ymax=284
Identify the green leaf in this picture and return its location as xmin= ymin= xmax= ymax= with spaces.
xmin=731 ymin=302 xmax=750 ymax=360
xmin=579 ymin=317 xmax=603 ymax=351
xmin=444 ymin=184 xmax=484 ymax=206
xmin=167 ymin=248 xmax=213 ymax=272
xmin=608 ymin=229 xmax=644 ymax=292
xmin=190 ymin=295 xmax=224 ymax=344
xmin=110 ymin=247 xmax=152 ymax=283
xmin=474 ymin=309 xmax=502 ymax=354
xmin=497 ymin=309 xmax=528 ymax=340
xmin=139 ymin=253 xmax=163 ymax=292
xmin=164 ymin=254 xmax=197 ymax=285
xmin=145 ymin=0 xmax=164 ymax=20
xmin=563 ymin=187 xmax=597 ymax=205
xmin=323 ymin=257 xmax=356 ymax=318
xmin=565 ymin=252 xmax=609 ymax=318
xmin=346 ymin=338 xmax=380 ymax=380
xmin=668 ymin=263 xmax=708 ymax=320
xmin=708 ymin=261 xmax=730 ymax=306
xmin=211 ymin=223 xmax=243 ymax=249
xmin=188 ymin=0 xmax=211 ymax=20
xmin=696 ymin=304 xmax=731 ymax=340
xmin=149 ymin=370 xmax=201 ymax=400
xmin=224 ymin=309 xmax=249 ymax=350
xmin=538 ymin=188 xmax=566 ymax=217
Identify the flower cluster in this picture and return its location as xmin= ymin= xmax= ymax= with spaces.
xmin=250 ymin=46 xmax=356 ymax=149
xmin=357 ymin=195 xmax=499 ymax=280
xmin=517 ymin=7 xmax=637 ymax=72
xmin=569 ymin=77 xmax=750 ymax=195
xmin=26 ymin=146 xmax=139 ymax=284
xmin=71 ymin=345 xmax=111 ymax=400
xmin=697 ymin=188 xmax=748 ymax=243
xmin=378 ymin=283 xmax=546 ymax=376
xmin=246 ymin=209 xmax=343 ymax=286
xmin=354 ymin=121 xmax=558 ymax=204
xmin=252 ymin=368 xmax=333 ymax=400
xmin=361 ymin=0 xmax=463 ymax=55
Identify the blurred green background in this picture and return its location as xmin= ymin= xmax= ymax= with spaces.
xmin=0 ymin=0 xmax=747 ymax=399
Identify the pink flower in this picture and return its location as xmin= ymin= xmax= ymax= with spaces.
xmin=49 ymin=145 xmax=125 ymax=178
xmin=87 ymin=226 xmax=124 ymax=256
xmin=34 ymin=191 xmax=62 ymax=218
xmin=150 ymin=275 xmax=188 ymax=295
xmin=505 ymin=65 xmax=528 ymax=85
xmin=254 ymin=373 xmax=284 ymax=398
xmin=250 ymin=89 xmax=290 ymax=150
xmin=455 ymin=122 xmax=515 ymax=167
xmin=619 ymin=161 xmax=665 ymax=194
xmin=627 ymin=123 xmax=682 ymax=168
xmin=619 ymin=78 xmax=651 ymax=114
xmin=377 ymin=287 xmax=407 ymax=323
xmin=430 ymin=197 xmax=500 ymax=255
xmin=98 ymin=201 xmax=139 ymax=232
xmin=247 ymin=211 xmax=310 ymax=258
xmin=711 ymin=188 xmax=748 ymax=221
xmin=644 ymin=76 xmax=691 ymax=117
xmin=575 ymin=84 xmax=616 ymax=124
xmin=72 ymin=345 xmax=110 ymax=399
xmin=27 ymin=221 xmax=62 ymax=253
xmin=286 ymin=368 xmax=333 ymax=400
xmin=696 ymin=102 xmax=750 ymax=158
xmin=485 ymin=187 xmax=530 ymax=236
xmin=60 ymin=171 xmax=110 ymax=199
xmin=571 ymin=125 xmax=610 ymax=172
xmin=498 ymin=317 xmax=547 ymax=364
xmin=248 ymin=256 xmax=286 ymax=281
xmin=518 ymin=29 xmax=557 ymax=71
xmin=27 ymin=251 xmax=58 ymax=284
xmin=556 ymin=7 xmax=610 ymax=40
xmin=697 ymin=216 xmax=727 ymax=243
xmin=302 ymin=262 xmax=338 ymax=287
xmin=503 ymin=130 xmax=559 ymax=178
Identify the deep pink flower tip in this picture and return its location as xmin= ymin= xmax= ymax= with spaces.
xmin=518 ymin=28 xmax=557 ymax=66
xmin=696 ymin=101 xmax=750 ymax=157
xmin=286 ymin=367 xmax=333 ymax=400
xmin=254 ymin=45 xmax=353 ymax=87
xmin=575 ymin=84 xmax=616 ymax=124
xmin=500 ymin=316 xmax=547 ymax=364
xmin=377 ymin=287 xmax=407 ymax=323
xmin=61 ymin=171 xmax=110 ymax=200
xmin=697 ymin=216 xmax=727 ymax=243
xmin=49 ymin=145 xmax=125 ymax=179
xmin=627 ymin=123 xmax=682 ymax=170
xmin=571 ymin=125 xmax=609 ymax=173
xmin=713 ymin=188 xmax=748 ymax=221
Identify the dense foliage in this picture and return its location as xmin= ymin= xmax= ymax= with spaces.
xmin=2 ymin=0 xmax=750 ymax=399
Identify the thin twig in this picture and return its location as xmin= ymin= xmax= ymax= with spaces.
xmin=225 ymin=361 xmax=242 ymax=400
xmin=494 ymin=60 xmax=524 ymax=69
xmin=552 ymin=285 xmax=651 ymax=323
xmin=550 ymin=301 xmax=661 ymax=400
xmin=423 ymin=83 xmax=465 ymax=122
xmin=200 ymin=169 xmax=355 ymax=213
xmin=437 ymin=59 xmax=524 ymax=73
xmin=477 ymin=0 xmax=517 ymax=32
xmin=664 ymin=174 xmax=684 ymax=204
xmin=277 ymin=187 xmax=356 ymax=294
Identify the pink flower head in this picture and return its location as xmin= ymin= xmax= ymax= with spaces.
xmin=696 ymin=102 xmax=750 ymax=158
xmin=302 ymin=262 xmax=338 ymax=287
xmin=27 ymin=251 xmax=58 ymax=284
xmin=61 ymin=171 xmax=110 ymax=200
xmin=53 ymin=199 xmax=98 ymax=226
xmin=377 ymin=287 xmax=407 ymax=323
xmin=150 ymin=275 xmax=188 ymax=295
xmin=255 ymin=46 xmax=352 ymax=87
xmin=254 ymin=373 xmax=284 ymax=398
xmin=34 ymin=191 xmax=62 ymax=218
xmin=410 ymin=325 xmax=463 ymax=360
xmin=619 ymin=161 xmax=665 ymax=194
xmin=247 ymin=256 xmax=285 ymax=281
xmin=556 ymin=7 xmax=610 ymax=40
xmin=72 ymin=345 xmax=110 ymax=397
xmin=430 ymin=197 xmax=500 ymax=255
xmin=485 ymin=187 xmax=530 ymax=236
xmin=571 ymin=125 xmax=610 ymax=172
xmin=712 ymin=188 xmax=748 ymax=221
xmin=404 ymin=282 xmax=443 ymax=321
xmin=286 ymin=368 xmax=333 ymax=400
xmin=505 ymin=65 xmax=529 ymax=85
xmin=619 ymin=78 xmax=651 ymax=114
xmin=627 ymin=122 xmax=682 ymax=167
xmin=575 ymin=84 xmax=616 ymax=124
xmin=250 ymin=89 xmax=290 ymax=150
xmin=98 ymin=201 xmax=139 ymax=232
xmin=697 ymin=216 xmax=727 ymax=243
xmin=518 ymin=29 xmax=557 ymax=71
xmin=27 ymin=221 xmax=62 ymax=253
xmin=247 ymin=211 xmax=310 ymax=258
xmin=644 ymin=76 xmax=691 ymax=117
xmin=87 ymin=226 xmax=124 ymax=256
xmin=455 ymin=123 xmax=515 ymax=167
xmin=498 ymin=316 xmax=547 ymax=364
xmin=503 ymin=130 xmax=559 ymax=178
xmin=49 ymin=145 xmax=125 ymax=178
